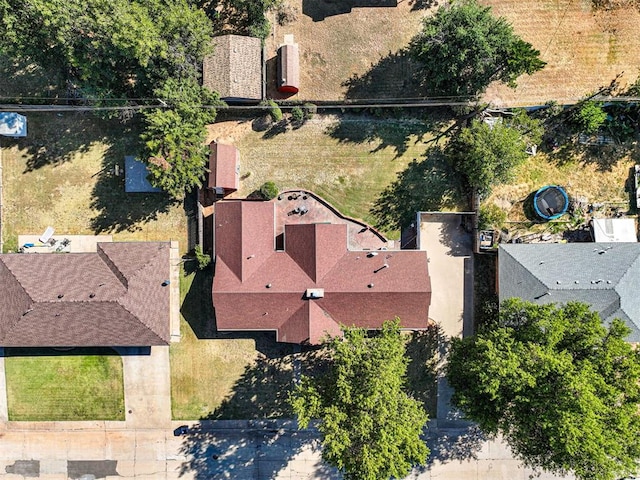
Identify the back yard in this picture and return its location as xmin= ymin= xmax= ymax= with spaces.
xmin=266 ymin=0 xmax=640 ymax=104
xmin=207 ymin=113 xmax=444 ymax=238
xmin=1 ymin=113 xmax=188 ymax=253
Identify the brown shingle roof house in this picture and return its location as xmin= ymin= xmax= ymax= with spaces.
xmin=213 ymin=200 xmax=431 ymax=344
xmin=203 ymin=35 xmax=263 ymax=101
xmin=0 ymin=242 xmax=171 ymax=347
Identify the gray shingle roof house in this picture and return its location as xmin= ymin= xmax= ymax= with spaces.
xmin=0 ymin=242 xmax=171 ymax=347
xmin=499 ymin=243 xmax=640 ymax=341
xmin=203 ymin=35 xmax=263 ymax=101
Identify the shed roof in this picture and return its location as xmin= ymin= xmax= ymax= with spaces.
xmin=125 ymin=156 xmax=162 ymax=193
xmin=208 ymin=142 xmax=239 ymax=192
xmin=592 ymin=218 xmax=637 ymax=243
xmin=0 ymin=242 xmax=171 ymax=346
xmin=203 ymin=35 xmax=263 ymax=101
xmin=499 ymin=243 xmax=640 ymax=341
xmin=213 ymin=200 xmax=431 ymax=344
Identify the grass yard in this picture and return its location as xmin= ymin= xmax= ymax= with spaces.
xmin=265 ymin=0 xmax=427 ymax=100
xmin=486 ymin=149 xmax=636 ymax=224
xmin=5 ymin=349 xmax=124 ymax=421
xmin=171 ymin=267 xmax=297 ymax=420
xmin=1 ymin=113 xmax=188 ymax=253
xmin=207 ymin=114 xmax=434 ymax=238
xmin=484 ymin=0 xmax=640 ymax=105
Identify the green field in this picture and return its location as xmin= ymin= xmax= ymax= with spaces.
xmin=5 ymin=349 xmax=125 ymax=421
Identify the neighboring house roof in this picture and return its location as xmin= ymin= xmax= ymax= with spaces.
xmin=499 ymin=243 xmax=640 ymax=341
xmin=0 ymin=242 xmax=171 ymax=346
xmin=125 ymin=156 xmax=162 ymax=193
xmin=208 ymin=142 xmax=239 ymax=193
xmin=203 ymin=35 xmax=263 ymax=101
xmin=591 ymin=218 xmax=637 ymax=242
xmin=213 ymin=200 xmax=431 ymax=344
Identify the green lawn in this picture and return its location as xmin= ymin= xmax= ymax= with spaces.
xmin=5 ymin=349 xmax=125 ymax=421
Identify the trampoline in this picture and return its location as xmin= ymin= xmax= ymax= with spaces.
xmin=533 ymin=185 xmax=569 ymax=220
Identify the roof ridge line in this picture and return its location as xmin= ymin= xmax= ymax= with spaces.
xmin=116 ymin=298 xmax=168 ymax=345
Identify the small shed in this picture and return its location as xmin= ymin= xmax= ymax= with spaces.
xmin=208 ymin=142 xmax=239 ymax=196
xmin=277 ymin=36 xmax=300 ymax=94
xmin=592 ymin=218 xmax=638 ymax=243
xmin=0 ymin=112 xmax=27 ymax=137
xmin=125 ymin=156 xmax=162 ymax=193
xmin=203 ymin=35 xmax=263 ymax=102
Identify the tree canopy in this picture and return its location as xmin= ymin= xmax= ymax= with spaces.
xmin=409 ymin=0 xmax=546 ymax=96
xmin=290 ymin=320 xmax=429 ymax=480
xmin=0 ymin=0 xmax=214 ymax=97
xmin=446 ymin=299 xmax=640 ymax=480
xmin=142 ymin=78 xmax=222 ymax=198
xmin=447 ymin=111 xmax=542 ymax=196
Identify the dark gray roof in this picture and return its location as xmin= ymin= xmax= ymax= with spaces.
xmin=499 ymin=243 xmax=640 ymax=341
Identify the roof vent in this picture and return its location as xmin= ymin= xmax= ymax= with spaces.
xmin=89 ymin=293 xmax=96 ymax=298
xmin=374 ymin=263 xmax=389 ymax=273
xmin=57 ymin=294 xmax=64 ymax=299
xmin=368 ymin=283 xmax=374 ymax=288
xmin=367 ymin=252 xmax=378 ymax=257
xmin=305 ymin=288 xmax=325 ymax=299
xmin=266 ymin=283 xmax=272 ymax=288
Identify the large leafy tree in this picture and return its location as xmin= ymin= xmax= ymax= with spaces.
xmin=409 ymin=0 xmax=545 ymax=96
xmin=0 ymin=0 xmax=214 ymax=97
xmin=447 ymin=111 xmax=542 ymax=196
xmin=447 ymin=299 xmax=640 ymax=480
xmin=290 ymin=320 xmax=429 ymax=480
xmin=142 ymin=78 xmax=223 ymax=198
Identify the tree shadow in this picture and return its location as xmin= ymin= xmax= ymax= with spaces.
xmin=179 ymin=421 xmax=339 ymax=480
xmin=89 ymin=124 xmax=179 ymax=233
xmin=342 ymin=49 xmax=423 ymax=100
xmin=0 ymin=53 xmax=65 ymax=99
xmin=409 ymin=0 xmax=440 ymax=10
xmin=6 ymin=113 xmax=110 ymax=173
xmin=425 ymin=424 xmax=487 ymax=465
xmin=178 ymin=344 xmax=339 ymax=479
xmin=302 ymin=0 xmax=401 ymax=22
xmin=371 ymin=147 xmax=464 ymax=232
xmin=405 ymin=326 xmax=442 ymax=418
xmin=325 ymin=113 xmax=441 ymax=159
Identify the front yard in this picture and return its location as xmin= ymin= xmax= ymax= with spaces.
xmin=4 ymin=348 xmax=125 ymax=421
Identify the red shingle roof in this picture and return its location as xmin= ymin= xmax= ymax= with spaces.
xmin=213 ymin=200 xmax=431 ymax=344
xmin=208 ymin=141 xmax=239 ymax=194
xmin=0 ymin=242 xmax=171 ymax=347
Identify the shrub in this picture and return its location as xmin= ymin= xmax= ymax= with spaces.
xmin=259 ymin=181 xmax=279 ymax=200
xmin=575 ymin=101 xmax=607 ymax=134
xmin=260 ymin=99 xmax=283 ymax=122
xmin=478 ymin=203 xmax=507 ymax=230
xmin=302 ymin=103 xmax=317 ymax=119
xmin=291 ymin=106 xmax=304 ymax=124
xmin=194 ymin=244 xmax=211 ymax=270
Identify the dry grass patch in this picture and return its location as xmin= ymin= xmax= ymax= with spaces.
xmin=265 ymin=0 xmax=428 ymax=100
xmin=1 ymin=113 xmax=188 ymax=253
xmin=207 ymin=114 xmax=432 ymax=235
xmin=486 ymin=150 xmax=635 ymax=225
xmin=484 ymin=0 xmax=640 ymax=105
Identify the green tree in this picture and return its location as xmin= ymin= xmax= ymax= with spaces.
xmin=0 ymin=0 xmax=214 ymax=97
xmin=290 ymin=320 xmax=429 ymax=480
xmin=409 ymin=0 xmax=545 ymax=96
xmin=446 ymin=299 xmax=640 ymax=480
xmin=447 ymin=115 xmax=540 ymax=196
xmin=142 ymin=78 xmax=223 ymax=198
xmin=574 ymin=100 xmax=607 ymax=134
xmin=200 ymin=0 xmax=282 ymax=39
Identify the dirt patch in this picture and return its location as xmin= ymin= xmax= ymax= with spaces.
xmin=265 ymin=0 xmax=429 ymax=100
